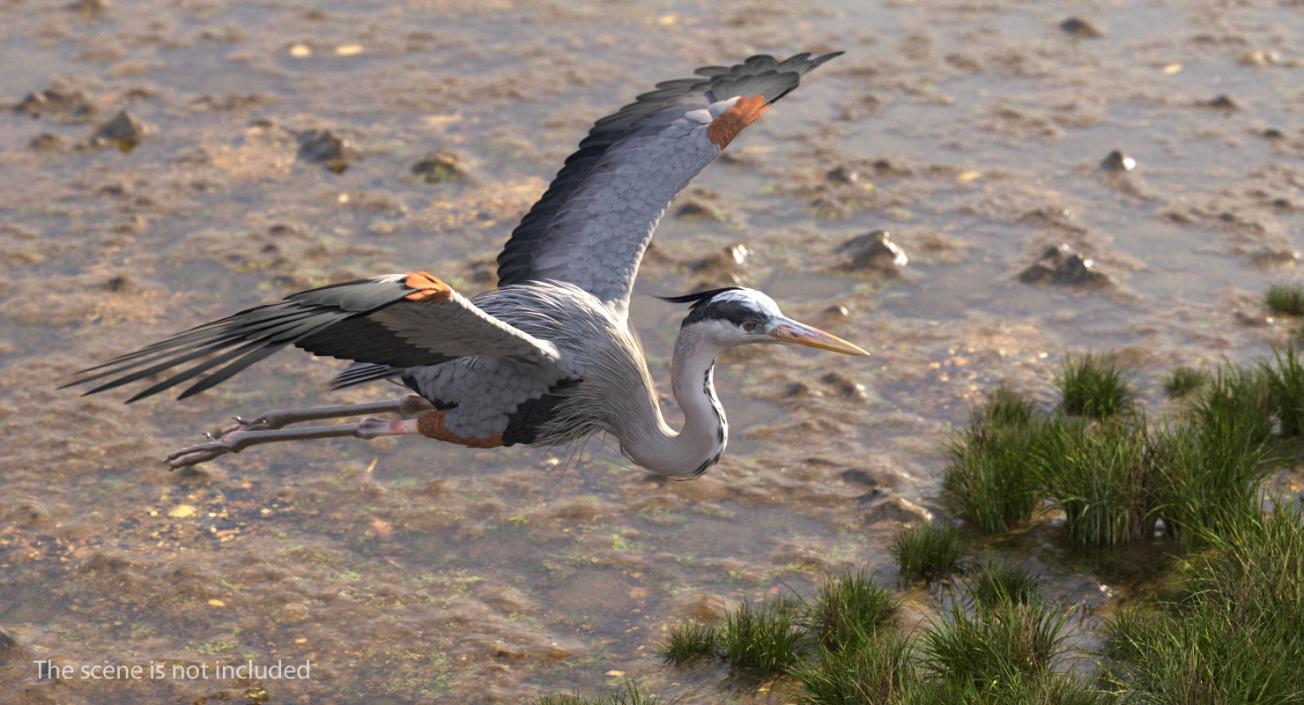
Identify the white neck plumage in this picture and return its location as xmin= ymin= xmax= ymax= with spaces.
xmin=618 ymin=325 xmax=728 ymax=478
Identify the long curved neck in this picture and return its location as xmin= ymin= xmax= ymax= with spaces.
xmin=619 ymin=327 xmax=728 ymax=477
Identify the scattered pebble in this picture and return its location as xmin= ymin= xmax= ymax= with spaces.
xmin=13 ymin=87 xmax=95 ymax=120
xmin=825 ymin=165 xmax=860 ymax=184
xmin=675 ymin=198 xmax=723 ymax=221
xmin=1239 ymin=49 xmax=1280 ymax=66
xmin=67 ymin=0 xmax=108 ymax=15
xmin=1060 ymin=17 xmax=1103 ymax=38
xmin=1262 ymin=128 xmax=1284 ymax=140
xmin=862 ymin=496 xmax=932 ymax=524
xmin=28 ymin=133 xmax=65 ymax=151
xmin=1203 ymin=94 xmax=1238 ymax=110
xmin=90 ymin=109 xmax=148 ymax=149
xmin=1099 ymin=150 xmax=1137 ymax=172
xmin=411 ymin=151 xmax=465 ymax=184
xmin=838 ymin=229 xmax=908 ymax=274
xmin=820 ymin=371 xmax=868 ymax=401
xmin=688 ymin=243 xmax=749 ymax=281
xmin=1019 ymin=244 xmax=1110 ymax=287
xmin=296 ymin=129 xmax=355 ymax=172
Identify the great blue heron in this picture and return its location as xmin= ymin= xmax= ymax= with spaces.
xmin=66 ymin=51 xmax=867 ymax=477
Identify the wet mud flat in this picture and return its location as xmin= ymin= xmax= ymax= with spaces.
xmin=0 ymin=0 xmax=1300 ymax=703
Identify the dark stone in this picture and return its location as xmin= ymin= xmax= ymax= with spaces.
xmin=1205 ymin=95 xmax=1238 ymax=110
xmin=68 ymin=0 xmax=109 ymax=14
xmin=838 ymin=230 xmax=908 ymax=273
xmin=28 ymin=133 xmax=64 ymax=151
xmin=1099 ymin=150 xmax=1136 ymax=172
xmin=1019 ymin=244 xmax=1110 ymax=287
xmin=411 ymin=151 xmax=465 ymax=184
xmin=841 ymin=468 xmax=876 ymax=485
xmin=1060 ymin=17 xmax=1103 ymax=38
xmin=1262 ymin=128 xmax=1284 ymax=140
xmin=675 ymin=199 xmax=722 ymax=221
xmin=296 ymin=129 xmax=354 ymax=172
xmin=821 ymin=371 xmax=868 ymax=400
xmin=688 ymin=243 xmax=750 ymax=282
xmin=14 ymin=88 xmax=94 ymax=119
xmin=825 ymin=165 xmax=860 ymax=184
xmin=91 ymin=110 xmax=147 ymax=148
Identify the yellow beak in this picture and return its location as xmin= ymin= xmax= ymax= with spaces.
xmin=768 ymin=319 xmax=870 ymax=356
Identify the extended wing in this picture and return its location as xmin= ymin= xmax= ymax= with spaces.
xmin=496 ymin=52 xmax=841 ymax=318
xmin=65 ymin=272 xmax=560 ymax=402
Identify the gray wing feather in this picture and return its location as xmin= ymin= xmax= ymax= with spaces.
xmin=496 ymin=52 xmax=841 ymax=313
xmin=66 ymin=274 xmax=559 ymax=401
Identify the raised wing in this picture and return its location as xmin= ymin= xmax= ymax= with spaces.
xmin=496 ymin=52 xmax=841 ymax=317
xmin=64 ymin=272 xmax=560 ymax=402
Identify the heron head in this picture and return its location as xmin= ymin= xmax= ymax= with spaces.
xmin=657 ymin=287 xmax=869 ymax=356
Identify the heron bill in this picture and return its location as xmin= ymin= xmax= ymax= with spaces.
xmin=768 ymin=319 xmax=870 ymax=356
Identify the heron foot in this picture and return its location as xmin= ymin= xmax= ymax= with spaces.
xmin=164 ymin=417 xmax=419 ymax=470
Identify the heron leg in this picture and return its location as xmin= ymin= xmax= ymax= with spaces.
xmin=166 ymin=417 xmax=421 ymax=469
xmin=215 ymin=395 xmax=434 ymax=435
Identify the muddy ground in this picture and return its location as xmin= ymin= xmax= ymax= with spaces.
xmin=0 ymin=0 xmax=1300 ymax=703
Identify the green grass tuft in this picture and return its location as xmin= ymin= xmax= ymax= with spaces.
xmin=1265 ymin=282 xmax=1304 ymax=316
xmin=943 ymin=389 xmax=1049 ymax=533
xmin=792 ymin=632 xmax=917 ymax=705
xmin=1038 ymin=418 xmax=1155 ymax=546
xmin=661 ymin=621 xmax=718 ymax=665
xmin=894 ymin=523 xmax=962 ymax=582
xmin=1263 ymin=346 xmax=1304 ymax=437
xmin=1162 ymin=366 xmax=1208 ymax=398
xmin=920 ymin=598 xmax=1073 ymax=693
xmin=968 ymin=563 xmax=1042 ymax=608
xmin=538 ymin=681 xmax=661 ymax=705
xmin=1057 ymin=354 xmax=1135 ymax=419
xmin=720 ymin=596 xmax=805 ymax=673
xmin=805 ymin=570 xmax=898 ymax=650
xmin=1102 ymin=505 xmax=1304 ymax=704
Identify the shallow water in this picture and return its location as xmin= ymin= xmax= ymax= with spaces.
xmin=0 ymin=0 xmax=1300 ymax=703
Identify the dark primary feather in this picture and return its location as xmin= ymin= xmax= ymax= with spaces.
xmin=66 ymin=277 xmax=460 ymax=402
xmin=496 ymin=51 xmax=842 ymax=290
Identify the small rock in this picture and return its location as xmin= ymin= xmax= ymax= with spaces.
xmin=825 ymin=165 xmax=860 ymax=184
xmin=14 ymin=88 xmax=94 ymax=120
xmin=840 ymin=468 xmax=876 ymax=485
xmin=838 ymin=229 xmax=908 ymax=274
xmin=668 ymin=593 xmax=726 ymax=623
xmin=1250 ymin=247 xmax=1299 ymax=269
xmin=103 ymin=274 xmax=130 ymax=292
xmin=820 ymin=371 xmax=868 ymax=401
xmin=863 ymin=496 xmax=932 ymax=524
xmin=91 ymin=109 xmax=148 ymax=148
xmin=28 ymin=133 xmax=65 ymax=151
xmin=0 ymin=628 xmax=17 ymax=656
xmin=688 ymin=243 xmax=749 ymax=280
xmin=68 ymin=0 xmax=108 ymax=14
xmin=1239 ymin=50 xmax=1280 ymax=66
xmin=1059 ymin=17 xmax=1103 ymax=38
xmin=1099 ymin=150 xmax=1136 ymax=172
xmin=411 ymin=151 xmax=465 ymax=184
xmin=1204 ymin=95 xmax=1238 ymax=110
xmin=296 ymin=129 xmax=354 ymax=172
xmin=1019 ymin=244 xmax=1110 ymax=287
xmin=1262 ymin=128 xmax=1284 ymax=140
xmin=783 ymin=382 xmax=824 ymax=399
xmin=675 ymin=198 xmax=723 ymax=221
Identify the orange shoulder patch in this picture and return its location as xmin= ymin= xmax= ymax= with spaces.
xmin=403 ymin=271 xmax=453 ymax=302
xmin=416 ymin=410 xmax=503 ymax=448
xmin=706 ymin=95 xmax=770 ymax=149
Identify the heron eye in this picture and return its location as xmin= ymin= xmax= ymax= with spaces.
xmin=742 ymin=321 xmax=759 ymax=332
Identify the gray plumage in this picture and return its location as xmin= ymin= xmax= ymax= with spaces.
xmin=66 ymin=52 xmax=864 ymax=476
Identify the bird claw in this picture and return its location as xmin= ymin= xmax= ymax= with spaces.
xmin=165 ymin=437 xmax=239 ymax=469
